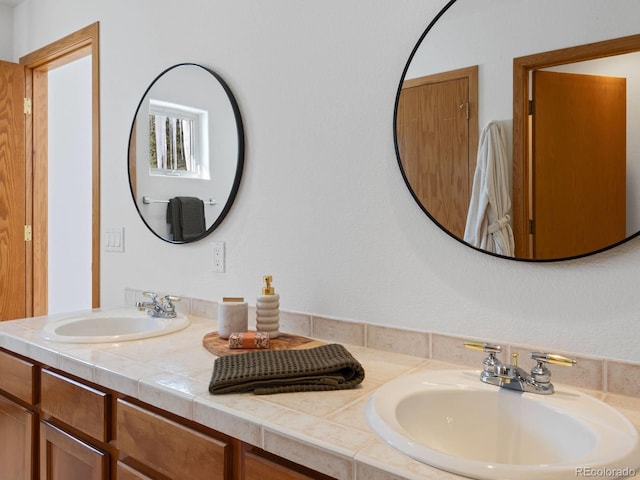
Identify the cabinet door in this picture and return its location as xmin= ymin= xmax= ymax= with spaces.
xmin=0 ymin=394 xmax=34 ymax=480
xmin=40 ymin=420 xmax=108 ymax=480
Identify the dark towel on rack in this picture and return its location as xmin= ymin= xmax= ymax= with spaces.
xmin=166 ymin=196 xmax=206 ymax=241
xmin=209 ymin=343 xmax=365 ymax=395
xmin=166 ymin=198 xmax=182 ymax=240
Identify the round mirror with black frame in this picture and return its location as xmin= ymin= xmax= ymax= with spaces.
xmin=128 ymin=63 xmax=244 ymax=243
xmin=395 ymin=0 xmax=640 ymax=261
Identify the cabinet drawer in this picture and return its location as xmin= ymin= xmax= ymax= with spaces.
xmin=245 ymin=452 xmax=317 ymax=480
xmin=41 ymin=369 xmax=110 ymax=442
xmin=0 ymin=349 xmax=37 ymax=404
xmin=117 ymin=461 xmax=154 ymax=480
xmin=243 ymin=446 xmax=335 ymax=480
xmin=117 ymin=399 xmax=229 ymax=480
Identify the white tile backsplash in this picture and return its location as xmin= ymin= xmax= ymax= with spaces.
xmin=125 ymin=290 xmax=640 ymax=404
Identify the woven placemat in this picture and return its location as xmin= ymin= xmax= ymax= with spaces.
xmin=202 ymin=331 xmax=323 ymax=356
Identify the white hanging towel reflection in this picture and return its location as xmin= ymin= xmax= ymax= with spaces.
xmin=464 ymin=121 xmax=515 ymax=256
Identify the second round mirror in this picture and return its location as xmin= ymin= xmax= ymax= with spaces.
xmin=396 ymin=0 xmax=640 ymax=261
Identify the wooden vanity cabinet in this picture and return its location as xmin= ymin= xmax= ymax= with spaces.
xmin=39 ymin=368 xmax=114 ymax=480
xmin=0 ymin=349 xmax=38 ymax=480
xmin=0 ymin=348 xmax=337 ymax=480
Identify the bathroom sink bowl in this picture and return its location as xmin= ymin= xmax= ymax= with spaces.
xmin=40 ymin=308 xmax=190 ymax=343
xmin=366 ymin=370 xmax=640 ymax=480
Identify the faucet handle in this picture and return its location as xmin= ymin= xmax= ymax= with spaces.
xmin=464 ymin=341 xmax=502 ymax=354
xmin=162 ymin=295 xmax=180 ymax=310
xmin=530 ymin=352 xmax=576 ymax=385
xmin=464 ymin=342 xmax=504 ymax=375
xmin=530 ymin=352 xmax=576 ymax=367
xmin=142 ymin=291 xmax=159 ymax=302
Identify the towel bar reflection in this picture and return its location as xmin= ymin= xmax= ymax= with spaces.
xmin=142 ymin=196 xmax=217 ymax=205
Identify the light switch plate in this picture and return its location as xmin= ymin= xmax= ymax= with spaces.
xmin=105 ymin=227 xmax=125 ymax=252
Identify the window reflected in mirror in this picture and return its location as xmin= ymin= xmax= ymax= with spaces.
xmin=148 ymin=99 xmax=210 ymax=179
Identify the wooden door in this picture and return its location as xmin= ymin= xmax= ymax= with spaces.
xmin=40 ymin=420 xmax=109 ymax=480
xmin=532 ymin=70 xmax=626 ymax=259
xmin=0 ymin=60 xmax=27 ymax=321
xmin=396 ymin=66 xmax=478 ymax=239
xmin=0 ymin=395 xmax=34 ymax=480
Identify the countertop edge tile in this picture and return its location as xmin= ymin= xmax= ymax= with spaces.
xmin=262 ymin=427 xmax=355 ymax=480
xmin=192 ymin=395 xmax=264 ymax=445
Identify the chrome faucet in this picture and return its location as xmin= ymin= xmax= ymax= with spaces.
xmin=464 ymin=341 xmax=576 ymax=395
xmin=136 ymin=291 xmax=181 ymax=318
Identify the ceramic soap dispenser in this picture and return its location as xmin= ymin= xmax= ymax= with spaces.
xmin=256 ymin=275 xmax=280 ymax=339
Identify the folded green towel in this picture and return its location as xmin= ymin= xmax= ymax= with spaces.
xmin=209 ymin=343 xmax=365 ymax=395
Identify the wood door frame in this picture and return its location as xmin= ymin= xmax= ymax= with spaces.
xmin=20 ymin=22 xmax=100 ymax=316
xmin=512 ymin=33 xmax=640 ymax=259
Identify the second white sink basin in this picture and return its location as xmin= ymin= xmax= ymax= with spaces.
xmin=40 ymin=308 xmax=190 ymax=343
xmin=366 ymin=370 xmax=640 ymax=479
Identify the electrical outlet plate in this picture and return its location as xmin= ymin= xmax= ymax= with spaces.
xmin=213 ymin=241 xmax=225 ymax=272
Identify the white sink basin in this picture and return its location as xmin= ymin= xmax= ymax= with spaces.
xmin=40 ymin=308 xmax=190 ymax=343
xmin=366 ymin=370 xmax=640 ymax=480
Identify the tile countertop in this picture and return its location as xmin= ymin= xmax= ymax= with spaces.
xmin=1 ymin=310 xmax=639 ymax=480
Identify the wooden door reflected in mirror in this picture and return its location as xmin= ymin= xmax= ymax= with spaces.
xmin=397 ymin=66 xmax=478 ymax=239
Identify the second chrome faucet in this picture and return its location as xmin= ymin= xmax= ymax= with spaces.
xmin=464 ymin=341 xmax=576 ymax=395
xmin=136 ymin=291 xmax=181 ymax=318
